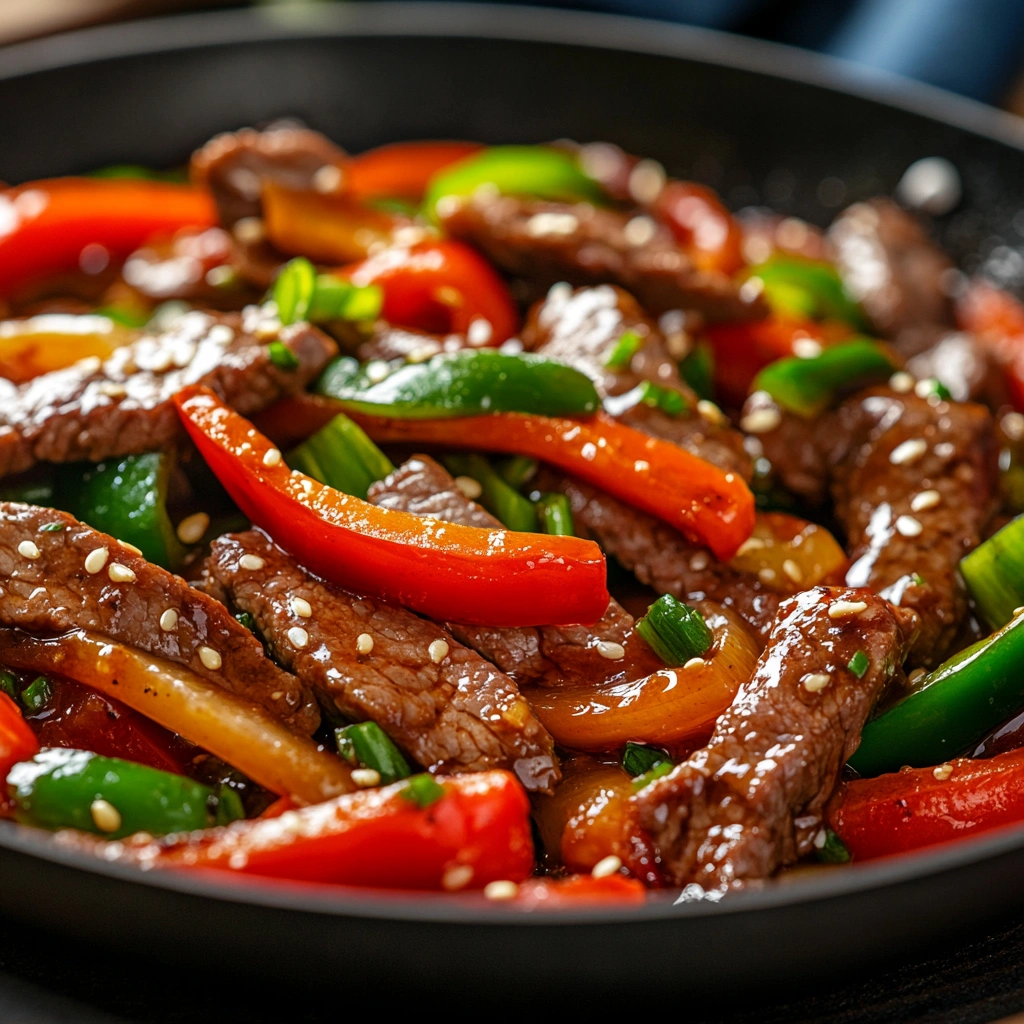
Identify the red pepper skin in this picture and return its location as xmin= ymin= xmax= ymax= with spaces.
xmin=345 ymin=141 xmax=484 ymax=200
xmin=0 ymin=692 xmax=40 ymax=780
xmin=351 ymin=410 xmax=755 ymax=562
xmin=830 ymin=748 xmax=1024 ymax=861
xmin=0 ymin=179 xmax=217 ymax=298
xmin=956 ymin=280 xmax=1024 ymax=411
xmin=653 ymin=180 xmax=745 ymax=275
xmin=344 ymin=239 xmax=518 ymax=344
xmin=175 ymin=386 xmax=610 ymax=627
xmin=514 ymin=874 xmax=647 ymax=907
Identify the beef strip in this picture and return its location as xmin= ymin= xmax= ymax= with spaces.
xmin=901 ymin=326 xmax=1007 ymax=407
xmin=0 ymin=308 xmax=336 ymax=480
xmin=522 ymin=284 xmax=751 ymax=478
xmin=366 ymin=456 xmax=664 ymax=687
xmin=0 ymin=503 xmax=317 ymax=733
xmin=201 ymin=530 xmax=559 ymax=792
xmin=358 ymin=326 xmax=462 ymax=364
xmin=438 ymin=192 xmax=767 ymax=323
xmin=635 ymin=587 xmax=914 ymax=890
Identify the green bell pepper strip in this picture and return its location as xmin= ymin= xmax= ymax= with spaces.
xmin=960 ymin=514 xmax=1024 ymax=631
xmin=443 ymin=453 xmax=539 ymax=533
xmin=214 ymin=784 xmax=246 ymax=826
xmin=0 ymin=477 xmax=55 ymax=506
xmin=536 ymin=493 xmax=575 ymax=536
xmin=635 ymin=594 xmax=712 ymax=666
xmin=287 ymin=413 xmax=395 ymax=500
xmin=315 ymin=350 xmax=600 ymax=419
xmin=8 ymin=748 xmax=214 ymax=839
xmin=424 ymin=145 xmax=605 ymax=221
xmin=53 ymin=453 xmax=183 ymax=568
xmin=335 ymin=722 xmax=411 ymax=785
xmin=849 ymin=611 xmax=1024 ymax=776
xmin=746 ymin=255 xmax=868 ymax=330
xmin=752 ymin=339 xmax=895 ymax=418
xmin=271 ymin=257 xmax=384 ymax=327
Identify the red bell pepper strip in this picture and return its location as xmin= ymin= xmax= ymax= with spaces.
xmin=349 ymin=409 xmax=755 ymax=561
xmin=0 ymin=178 xmax=217 ymax=298
xmin=344 ymin=239 xmax=518 ymax=344
xmin=345 ymin=141 xmax=484 ymax=200
xmin=174 ymin=386 xmax=609 ymax=627
xmin=956 ymin=280 xmax=1024 ymax=411
xmin=652 ymin=180 xmax=745 ymax=276
xmin=513 ymin=874 xmax=647 ymax=907
xmin=829 ymin=748 xmax=1024 ymax=862
xmin=0 ymin=692 xmax=40 ymax=780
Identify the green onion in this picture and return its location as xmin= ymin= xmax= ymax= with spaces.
xmin=495 ymin=456 xmax=538 ymax=491
xmin=816 ymin=830 xmax=851 ymax=864
xmin=746 ymin=254 xmax=868 ymax=330
xmin=272 ymin=257 xmax=317 ymax=326
xmin=401 ymin=773 xmax=445 ymax=809
xmin=638 ymin=380 xmax=688 ymax=417
xmin=214 ymin=785 xmax=246 ymax=826
xmin=335 ymin=722 xmax=411 ymax=785
xmin=20 ymin=676 xmax=51 ymax=712
xmin=917 ymin=377 xmax=952 ymax=402
xmin=38 ymin=522 xmax=64 ymax=533
xmin=443 ymin=454 xmax=538 ymax=532
xmin=912 ymin=572 xmax=926 ymax=587
xmin=960 ymin=514 xmax=1024 ymax=631
xmin=288 ymin=413 xmax=395 ymax=500
xmin=0 ymin=670 xmax=16 ymax=701
xmin=621 ymin=742 xmax=669 ymax=778
xmin=234 ymin=611 xmax=258 ymax=633
xmin=847 ymin=650 xmax=870 ymax=679
xmin=605 ymin=330 xmax=643 ymax=370
xmin=536 ymin=493 xmax=574 ymax=536
xmin=680 ymin=342 xmax=715 ymax=401
xmin=267 ymin=340 xmax=300 ymax=370
xmin=632 ymin=760 xmax=674 ymax=792
xmin=271 ymin=257 xmax=382 ymax=327
xmin=635 ymin=595 xmax=712 ymax=666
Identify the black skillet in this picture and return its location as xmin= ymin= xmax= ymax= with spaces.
xmin=2 ymin=1 xmax=1024 ymax=1001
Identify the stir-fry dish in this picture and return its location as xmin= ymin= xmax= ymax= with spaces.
xmin=2 ymin=126 xmax=1024 ymax=905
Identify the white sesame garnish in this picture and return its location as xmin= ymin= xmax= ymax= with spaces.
xmin=932 ymin=763 xmax=954 ymax=781
xmin=176 ymin=512 xmax=210 ymax=545
xmin=802 ymin=672 xmax=831 ymax=693
xmin=828 ymin=600 xmax=868 ymax=619
xmin=467 ymin=319 xmax=493 ymax=347
xmin=287 ymin=626 xmax=309 ymax=649
xmin=526 ymin=211 xmax=579 ymax=237
xmin=595 ymin=640 xmax=626 ymax=660
xmin=90 ymin=798 xmax=122 ymax=833
xmin=96 ymin=381 xmax=127 ymax=399
xmin=889 ymin=371 xmax=915 ymax=393
xmin=889 ymin=438 xmax=927 ymax=466
xmin=108 ymin=563 xmax=136 ymax=583
xmin=84 ymin=547 xmax=109 ymax=574
xmin=351 ymin=768 xmax=381 ymax=788
xmin=689 ymin=551 xmax=710 ymax=572
xmin=623 ymin=214 xmax=657 ymax=247
xmin=159 ymin=609 xmax=179 ymax=632
xmin=442 ymin=864 xmax=474 ymax=891
xmin=312 ymin=164 xmax=344 ymax=193
xmin=198 ymin=646 xmax=222 ymax=671
xmin=911 ymin=490 xmax=941 ymax=512
xmin=262 ymin=448 xmax=282 ymax=468
xmin=356 ymin=633 xmax=374 ymax=655
xmin=782 ymin=559 xmax=803 ymax=584
xmin=792 ymin=337 xmax=823 ymax=359
xmin=628 ymin=158 xmax=666 ymax=204
xmin=740 ymin=407 xmax=782 ymax=434
xmin=291 ymin=597 xmax=312 ymax=619
xmin=454 ymin=475 xmax=483 ymax=500
xmin=119 ymin=541 xmax=143 ymax=557
xmin=484 ymin=880 xmax=519 ymax=901
xmin=1002 ymin=411 xmax=1024 ymax=441
xmin=895 ymin=515 xmax=923 ymax=537
xmin=591 ymin=855 xmax=623 ymax=879
xmin=365 ymin=360 xmax=391 ymax=384
xmin=233 ymin=216 xmax=265 ymax=245
xmin=735 ymin=537 xmax=765 ymax=557
xmin=758 ymin=568 xmax=776 ymax=584
xmin=271 ymin=691 xmax=283 ymax=700
xmin=17 ymin=540 xmax=40 ymax=560
xmin=813 ymin=829 xmax=828 ymax=849
xmin=683 ymin=657 xmax=705 ymax=670
xmin=429 ymin=639 xmax=450 ymax=664
xmin=908 ymin=667 xmax=926 ymax=684
xmin=239 ymin=554 xmax=265 ymax=571
xmin=697 ymin=399 xmax=726 ymax=426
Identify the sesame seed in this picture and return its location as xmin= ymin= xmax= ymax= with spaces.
xmin=890 ymin=438 xmax=927 ymax=466
xmin=119 ymin=541 xmax=143 ymax=557
xmin=312 ymin=164 xmax=344 ymax=193
xmin=429 ymin=639 xmax=450 ymax=664
xmin=159 ymin=609 xmax=178 ymax=632
xmin=895 ymin=515 xmax=923 ymax=537
xmin=932 ymin=763 xmax=954 ymax=781
xmin=90 ymin=799 xmax=122 ymax=833
xmin=591 ymin=855 xmax=622 ymax=879
xmin=365 ymin=360 xmax=391 ymax=384
xmin=1002 ymin=411 xmax=1024 ymax=442
xmin=84 ymin=547 xmax=109 ymax=574
xmin=623 ymin=215 xmax=658 ymax=247
xmin=467 ymin=319 xmax=493 ymax=346
xmin=199 ymin=646 xmax=222 ymax=671
xmin=442 ymin=864 xmax=474 ymax=891
xmin=908 ymin=667 xmax=926 ymax=684
xmin=454 ymin=475 xmax=483 ymax=500
xmin=628 ymin=159 xmax=666 ymax=204
xmin=239 ymin=554 xmax=265 ymax=571
xmin=689 ymin=552 xmax=710 ymax=572
xmin=287 ymin=626 xmax=309 ymax=649
xmin=526 ymin=211 xmax=579 ymax=237
xmin=783 ymin=559 xmax=803 ymax=584
xmin=96 ymin=381 xmax=127 ymax=399
xmin=740 ymin=407 xmax=781 ymax=434
xmin=813 ymin=829 xmax=827 ymax=849
xmin=233 ymin=216 xmax=265 ymax=245
xmin=889 ymin=371 xmax=915 ymax=393
xmin=176 ymin=512 xmax=210 ymax=545
xmin=758 ymin=568 xmax=776 ymax=584
xmin=911 ymin=489 xmax=941 ymax=512
xmin=271 ymin=691 xmax=283 ymax=700
xmin=802 ymin=672 xmax=831 ymax=693
xmin=792 ymin=337 xmax=823 ymax=359
xmin=406 ymin=344 xmax=439 ymax=364
xmin=356 ymin=633 xmax=374 ymax=655
xmin=828 ymin=600 xmax=868 ymax=619
xmin=484 ymin=880 xmax=519 ymax=901
xmin=683 ymin=657 xmax=705 ymax=670
xmin=735 ymin=538 xmax=765 ymax=558
xmin=291 ymin=597 xmax=312 ymax=618
xmin=697 ymin=399 xmax=726 ymax=426
xmin=107 ymin=563 xmax=136 ymax=583
xmin=594 ymin=640 xmax=626 ymax=661
xmin=262 ymin=448 xmax=282 ymax=468
xmin=17 ymin=540 xmax=40 ymax=560
xmin=351 ymin=768 xmax=381 ymax=788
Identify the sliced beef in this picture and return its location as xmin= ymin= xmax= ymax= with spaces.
xmin=522 ymin=284 xmax=751 ymax=477
xmin=828 ymin=198 xmax=954 ymax=338
xmin=635 ymin=587 xmax=914 ymax=890
xmin=0 ymin=503 xmax=316 ymax=733
xmin=438 ymin=192 xmax=767 ymax=323
xmin=737 ymin=207 xmax=833 ymax=265
xmin=358 ymin=326 xmax=461 ymax=364
xmin=367 ymin=456 xmax=664 ymax=687
xmin=0 ymin=308 xmax=336 ymax=479
xmin=901 ymin=326 xmax=1007 ymax=406
xmin=202 ymin=530 xmax=559 ymax=792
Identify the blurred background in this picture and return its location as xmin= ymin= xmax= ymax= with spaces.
xmin=7 ymin=0 xmax=1024 ymax=112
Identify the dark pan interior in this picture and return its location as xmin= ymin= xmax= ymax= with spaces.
xmin=3 ymin=1 xmax=1024 ymax=999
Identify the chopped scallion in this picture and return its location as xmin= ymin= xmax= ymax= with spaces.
xmin=38 ymin=522 xmax=64 ymax=533
xmin=234 ymin=611 xmax=258 ymax=633
xmin=287 ymin=414 xmax=395 ymax=500
xmin=605 ymin=330 xmax=643 ymax=370
xmin=632 ymin=760 xmax=674 ymax=792
xmin=638 ymin=380 xmax=688 ymax=417
xmin=271 ymin=256 xmax=317 ymax=326
xmin=402 ymin=773 xmax=445 ymax=809
xmin=816 ymin=829 xmax=851 ymax=864
xmin=621 ymin=742 xmax=669 ymax=778
xmin=267 ymin=341 xmax=300 ymax=370
xmin=635 ymin=594 xmax=712 ymax=666
xmin=847 ymin=650 xmax=870 ymax=679
xmin=271 ymin=257 xmax=383 ymax=327
xmin=335 ymin=722 xmax=411 ymax=785
xmin=680 ymin=342 xmax=715 ymax=401
xmin=495 ymin=456 xmax=538 ymax=491
xmin=214 ymin=785 xmax=246 ymax=826
xmin=536 ymin=493 xmax=574 ymax=536
xmin=443 ymin=454 xmax=538 ymax=532
xmin=0 ymin=670 xmax=16 ymax=701
xmin=20 ymin=676 xmax=51 ymax=712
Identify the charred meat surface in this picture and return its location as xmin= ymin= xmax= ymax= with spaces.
xmin=0 ymin=309 xmax=336 ymax=479
xmin=0 ymin=503 xmax=317 ymax=733
xmin=636 ymin=587 xmax=914 ymax=890
xmin=202 ymin=530 xmax=560 ymax=793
